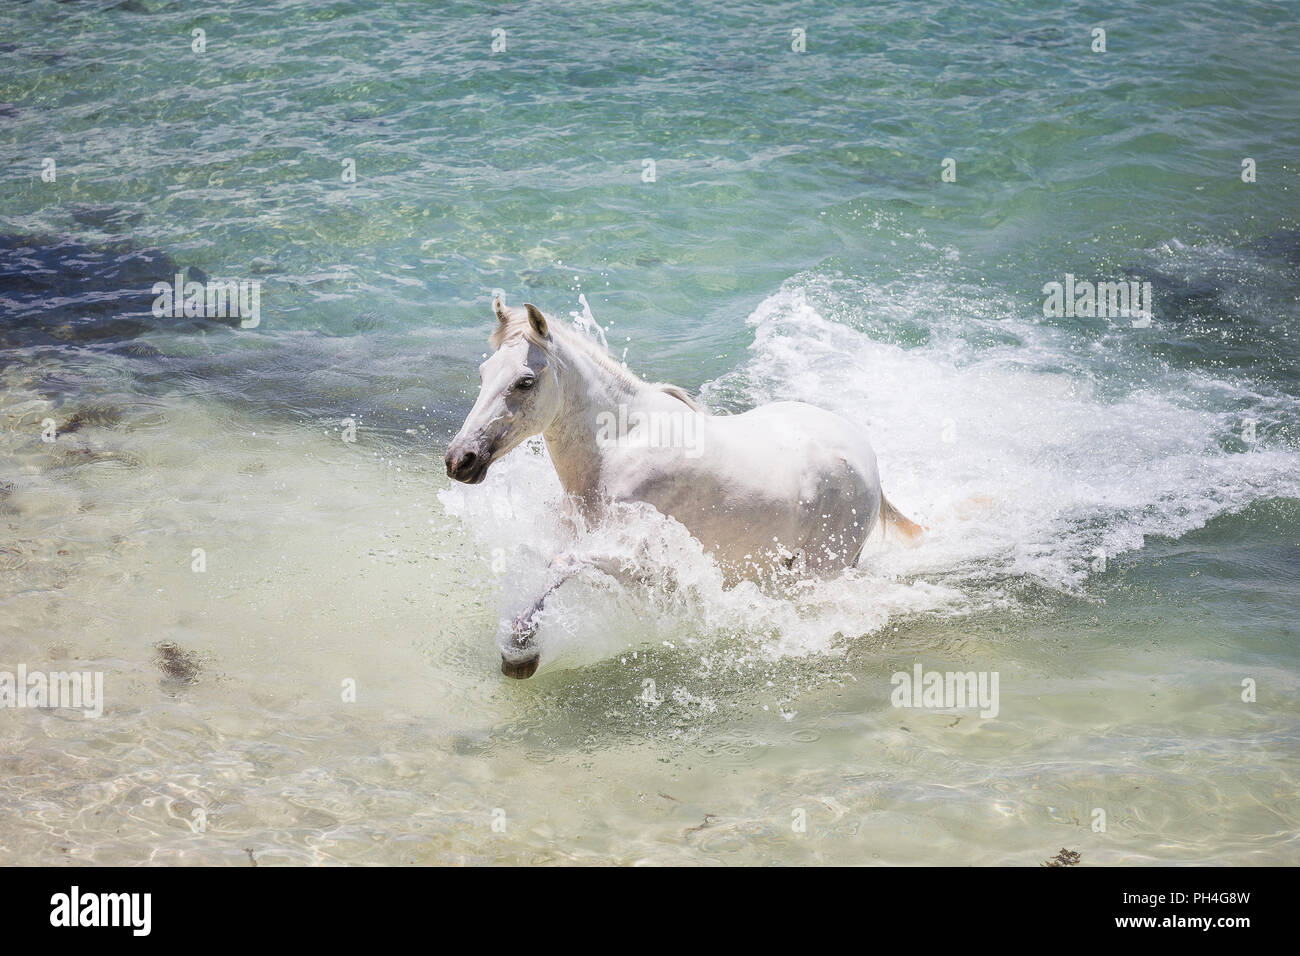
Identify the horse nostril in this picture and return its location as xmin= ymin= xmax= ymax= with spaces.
xmin=447 ymin=449 xmax=479 ymax=480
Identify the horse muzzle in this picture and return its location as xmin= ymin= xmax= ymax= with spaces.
xmin=445 ymin=446 xmax=492 ymax=484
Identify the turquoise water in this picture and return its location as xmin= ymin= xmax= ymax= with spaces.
xmin=0 ymin=0 xmax=1297 ymax=864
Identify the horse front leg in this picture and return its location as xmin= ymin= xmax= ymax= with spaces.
xmin=500 ymin=551 xmax=628 ymax=679
xmin=501 ymin=572 xmax=569 ymax=679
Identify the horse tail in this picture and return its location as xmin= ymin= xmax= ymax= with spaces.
xmin=880 ymin=493 xmax=924 ymax=541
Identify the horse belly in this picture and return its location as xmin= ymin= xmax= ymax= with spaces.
xmin=610 ymin=405 xmax=881 ymax=580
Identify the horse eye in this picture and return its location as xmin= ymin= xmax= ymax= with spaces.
xmin=516 ymin=377 xmax=536 ymax=391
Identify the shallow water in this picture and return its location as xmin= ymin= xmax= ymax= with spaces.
xmin=1 ymin=0 xmax=1298 ymax=865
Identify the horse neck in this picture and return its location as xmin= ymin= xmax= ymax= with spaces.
xmin=542 ymin=338 xmax=648 ymax=500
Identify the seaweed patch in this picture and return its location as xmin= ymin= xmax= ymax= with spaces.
xmin=152 ymin=640 xmax=202 ymax=688
xmin=1041 ymin=848 xmax=1082 ymax=867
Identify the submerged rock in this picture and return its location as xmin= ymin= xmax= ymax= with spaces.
xmin=153 ymin=641 xmax=202 ymax=687
xmin=0 ymin=233 xmax=235 ymax=352
xmin=41 ymin=445 xmax=141 ymax=470
xmin=1127 ymin=229 xmax=1300 ymax=387
xmin=58 ymin=403 xmax=125 ymax=434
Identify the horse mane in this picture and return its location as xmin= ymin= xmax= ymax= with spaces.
xmin=490 ymin=302 xmax=704 ymax=413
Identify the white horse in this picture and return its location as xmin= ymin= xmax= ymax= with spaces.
xmin=446 ymin=298 xmax=921 ymax=677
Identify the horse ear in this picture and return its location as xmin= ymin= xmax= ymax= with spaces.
xmin=494 ymin=295 xmax=509 ymax=325
xmin=523 ymin=303 xmax=549 ymax=338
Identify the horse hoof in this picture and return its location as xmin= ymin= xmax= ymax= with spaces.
xmin=501 ymin=654 xmax=539 ymax=679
